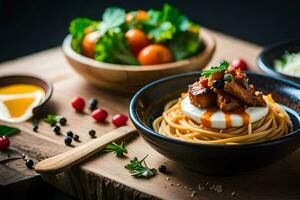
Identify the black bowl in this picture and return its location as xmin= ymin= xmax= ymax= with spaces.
xmin=129 ymin=71 xmax=300 ymax=174
xmin=257 ymin=39 xmax=300 ymax=84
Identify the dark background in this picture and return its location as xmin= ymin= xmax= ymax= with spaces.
xmin=1 ymin=0 xmax=300 ymax=62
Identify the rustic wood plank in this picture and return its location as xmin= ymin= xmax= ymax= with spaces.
xmin=1 ymin=29 xmax=299 ymax=200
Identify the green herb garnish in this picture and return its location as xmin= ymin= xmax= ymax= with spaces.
xmin=201 ymin=60 xmax=229 ymax=78
xmin=44 ymin=114 xmax=63 ymax=126
xmin=0 ymin=125 xmax=20 ymax=136
xmin=105 ymin=141 xmax=128 ymax=157
xmin=125 ymin=155 xmax=157 ymax=178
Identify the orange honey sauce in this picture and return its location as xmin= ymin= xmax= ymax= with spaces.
xmin=0 ymin=84 xmax=45 ymax=122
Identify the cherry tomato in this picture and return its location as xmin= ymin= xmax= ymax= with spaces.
xmin=138 ymin=44 xmax=173 ymax=65
xmin=126 ymin=10 xmax=148 ymax=23
xmin=0 ymin=136 xmax=10 ymax=151
xmin=71 ymin=97 xmax=85 ymax=111
xmin=92 ymin=109 xmax=108 ymax=122
xmin=81 ymin=31 xmax=101 ymax=58
xmin=112 ymin=114 xmax=128 ymax=127
xmin=231 ymin=59 xmax=248 ymax=70
xmin=125 ymin=29 xmax=151 ymax=56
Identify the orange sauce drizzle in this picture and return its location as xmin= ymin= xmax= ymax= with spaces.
xmin=200 ymin=108 xmax=250 ymax=128
xmin=200 ymin=107 xmax=216 ymax=128
xmin=224 ymin=113 xmax=232 ymax=128
xmin=230 ymin=110 xmax=250 ymax=126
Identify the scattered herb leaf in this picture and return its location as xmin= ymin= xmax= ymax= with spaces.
xmin=44 ymin=114 xmax=63 ymax=126
xmin=201 ymin=60 xmax=229 ymax=78
xmin=105 ymin=141 xmax=128 ymax=157
xmin=125 ymin=155 xmax=157 ymax=178
xmin=0 ymin=125 xmax=20 ymax=136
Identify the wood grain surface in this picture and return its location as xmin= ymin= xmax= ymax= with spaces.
xmin=1 ymin=29 xmax=300 ymax=200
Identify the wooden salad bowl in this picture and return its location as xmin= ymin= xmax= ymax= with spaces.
xmin=62 ymin=28 xmax=216 ymax=93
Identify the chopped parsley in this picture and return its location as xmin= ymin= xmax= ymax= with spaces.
xmin=201 ymin=60 xmax=229 ymax=78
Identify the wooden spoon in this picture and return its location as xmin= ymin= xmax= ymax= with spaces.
xmin=35 ymin=126 xmax=137 ymax=174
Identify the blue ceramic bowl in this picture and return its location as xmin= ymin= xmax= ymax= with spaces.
xmin=129 ymin=71 xmax=300 ymax=174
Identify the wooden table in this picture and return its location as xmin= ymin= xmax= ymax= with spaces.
xmin=1 ymin=29 xmax=300 ymax=200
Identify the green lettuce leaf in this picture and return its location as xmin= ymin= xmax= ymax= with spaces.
xmin=69 ymin=18 xmax=98 ymax=53
xmin=99 ymin=7 xmax=126 ymax=34
xmin=148 ymin=22 xmax=176 ymax=43
xmin=167 ymin=31 xmax=202 ymax=60
xmin=141 ymin=4 xmax=200 ymax=44
xmin=94 ymin=28 xmax=139 ymax=65
xmin=160 ymin=3 xmax=190 ymax=31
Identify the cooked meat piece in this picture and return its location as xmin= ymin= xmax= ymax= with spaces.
xmin=234 ymin=75 xmax=249 ymax=89
xmin=188 ymin=82 xmax=217 ymax=108
xmin=233 ymin=69 xmax=249 ymax=89
xmin=254 ymin=91 xmax=266 ymax=106
xmin=217 ymin=92 xmax=241 ymax=112
xmin=208 ymin=72 xmax=224 ymax=87
xmin=224 ymin=81 xmax=266 ymax=107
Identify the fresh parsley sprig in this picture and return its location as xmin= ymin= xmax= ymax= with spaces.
xmin=105 ymin=142 xmax=128 ymax=157
xmin=125 ymin=155 xmax=157 ymax=178
xmin=201 ymin=60 xmax=229 ymax=78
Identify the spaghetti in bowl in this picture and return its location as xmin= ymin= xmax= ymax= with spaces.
xmin=153 ymin=61 xmax=292 ymax=145
xmin=129 ymin=66 xmax=300 ymax=173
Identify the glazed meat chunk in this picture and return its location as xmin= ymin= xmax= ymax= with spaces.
xmin=224 ymin=81 xmax=266 ymax=107
xmin=216 ymin=91 xmax=241 ymax=112
xmin=188 ymin=82 xmax=217 ymax=108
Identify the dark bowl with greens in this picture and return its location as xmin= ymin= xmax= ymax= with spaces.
xmin=62 ymin=4 xmax=215 ymax=93
xmin=257 ymin=39 xmax=300 ymax=84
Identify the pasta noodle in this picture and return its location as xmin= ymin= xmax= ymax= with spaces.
xmin=153 ymin=95 xmax=292 ymax=145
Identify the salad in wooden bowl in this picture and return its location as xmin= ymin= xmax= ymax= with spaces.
xmin=63 ymin=4 xmax=215 ymax=92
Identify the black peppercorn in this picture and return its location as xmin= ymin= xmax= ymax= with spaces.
xmin=59 ymin=117 xmax=67 ymax=126
xmin=158 ymin=165 xmax=167 ymax=173
xmin=202 ymin=88 xmax=212 ymax=95
xmin=53 ymin=125 xmax=61 ymax=134
xmin=88 ymin=98 xmax=98 ymax=111
xmin=26 ymin=159 xmax=34 ymax=169
xmin=213 ymin=79 xmax=225 ymax=89
xmin=73 ymin=134 xmax=80 ymax=141
xmin=89 ymin=129 xmax=96 ymax=138
xmin=67 ymin=130 xmax=73 ymax=138
xmin=64 ymin=136 xmax=72 ymax=146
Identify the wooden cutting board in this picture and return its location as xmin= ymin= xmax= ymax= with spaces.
xmin=1 ymin=29 xmax=300 ymax=200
